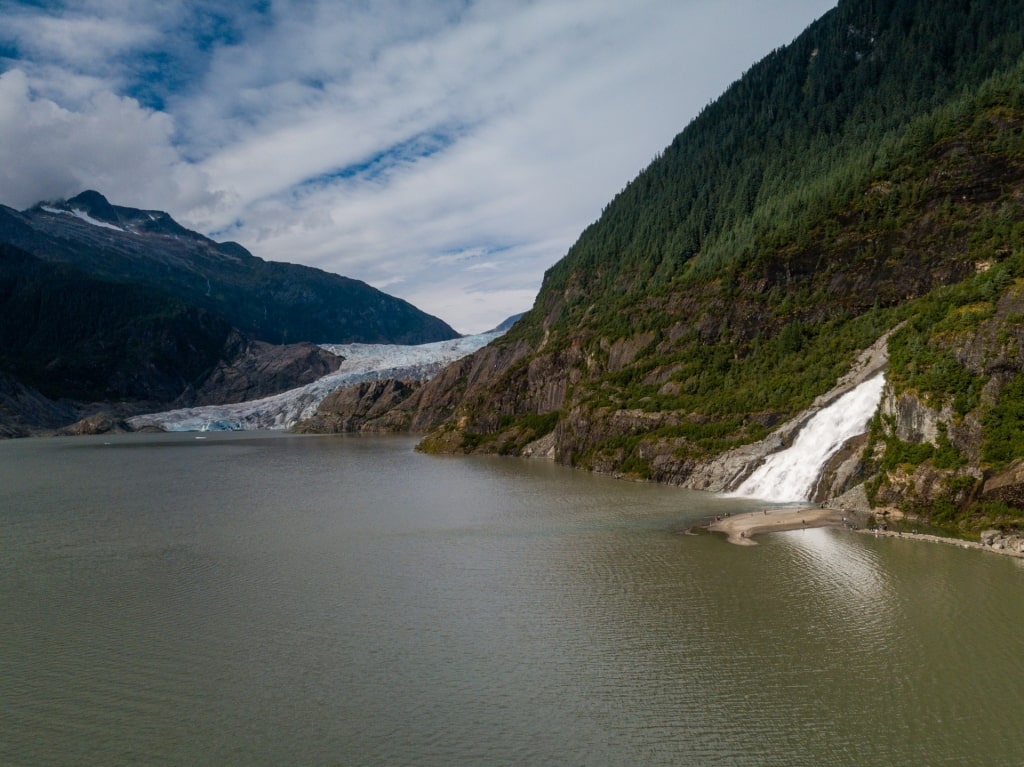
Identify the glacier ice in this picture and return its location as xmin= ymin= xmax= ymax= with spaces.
xmin=128 ymin=331 xmax=502 ymax=433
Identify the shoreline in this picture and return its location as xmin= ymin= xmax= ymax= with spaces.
xmin=707 ymin=506 xmax=849 ymax=546
xmin=851 ymin=526 xmax=1024 ymax=558
xmin=706 ymin=506 xmax=1024 ymax=559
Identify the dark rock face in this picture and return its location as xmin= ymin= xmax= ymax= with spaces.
xmin=813 ymin=434 xmax=871 ymax=502
xmin=0 ymin=371 xmax=78 ymax=437
xmin=184 ymin=333 xmax=342 ymax=406
xmin=293 ymin=379 xmax=424 ymax=433
xmin=0 ymin=244 xmax=343 ymax=435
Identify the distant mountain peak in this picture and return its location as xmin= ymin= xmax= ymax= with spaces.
xmin=67 ymin=190 xmax=119 ymax=224
xmin=4 ymin=190 xmax=460 ymax=345
xmin=33 ymin=191 xmax=201 ymax=240
xmin=489 ymin=312 xmax=525 ymax=333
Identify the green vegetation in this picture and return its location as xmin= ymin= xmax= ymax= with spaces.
xmin=433 ymin=410 xmax=562 ymax=456
xmin=983 ymin=373 xmax=1024 ymax=467
xmin=434 ymin=0 xmax=1024 ymax=524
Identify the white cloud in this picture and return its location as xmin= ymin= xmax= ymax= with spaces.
xmin=0 ymin=68 xmax=220 ymax=213
xmin=4 ymin=14 xmax=157 ymax=70
xmin=0 ymin=0 xmax=837 ymax=334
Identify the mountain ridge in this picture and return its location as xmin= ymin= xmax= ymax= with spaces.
xmin=0 ymin=190 xmax=458 ymax=345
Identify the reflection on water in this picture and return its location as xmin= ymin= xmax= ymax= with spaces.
xmin=1 ymin=432 xmax=1023 ymax=766
xmin=775 ymin=527 xmax=898 ymax=640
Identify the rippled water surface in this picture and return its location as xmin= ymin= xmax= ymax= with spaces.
xmin=3 ymin=432 xmax=1023 ymax=766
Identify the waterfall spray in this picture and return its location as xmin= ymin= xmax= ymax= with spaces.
xmin=730 ymin=375 xmax=886 ymax=503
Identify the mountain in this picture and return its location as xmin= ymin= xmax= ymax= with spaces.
xmin=0 ymin=189 xmax=460 ymax=434
xmin=333 ymin=0 xmax=1024 ymax=534
xmin=0 ymin=190 xmax=458 ymax=345
xmin=0 ymin=243 xmax=343 ymax=435
xmin=488 ymin=313 xmax=525 ymax=333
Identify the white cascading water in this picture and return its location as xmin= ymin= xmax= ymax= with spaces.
xmin=730 ymin=374 xmax=886 ymax=503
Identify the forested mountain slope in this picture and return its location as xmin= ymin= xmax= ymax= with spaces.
xmin=0 ymin=244 xmax=342 ymax=435
xmin=392 ymin=0 xmax=1024 ymax=532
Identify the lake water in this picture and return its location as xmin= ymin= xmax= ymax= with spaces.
xmin=2 ymin=431 xmax=1023 ymax=766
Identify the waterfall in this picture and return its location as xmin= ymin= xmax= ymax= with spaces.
xmin=730 ymin=375 xmax=886 ymax=503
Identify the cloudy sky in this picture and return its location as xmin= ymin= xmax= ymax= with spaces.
xmin=0 ymin=0 xmax=835 ymax=334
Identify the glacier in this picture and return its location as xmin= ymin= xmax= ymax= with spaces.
xmin=127 ymin=331 xmax=502 ymax=432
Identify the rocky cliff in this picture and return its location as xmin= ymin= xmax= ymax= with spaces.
xmin=184 ymin=332 xmax=342 ymax=407
xmin=292 ymin=379 xmax=425 ymax=434
xmin=863 ymin=275 xmax=1024 ymax=529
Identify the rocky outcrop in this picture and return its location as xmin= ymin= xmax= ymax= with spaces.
xmin=401 ymin=338 xmax=544 ymax=433
xmin=58 ymin=413 xmax=132 ymax=436
xmin=982 ymin=460 xmax=1024 ymax=507
xmin=293 ymin=379 xmax=424 ymax=433
xmin=871 ymin=462 xmax=984 ymax=512
xmin=813 ymin=433 xmax=871 ymax=502
xmin=979 ymin=528 xmax=1024 ymax=554
xmin=184 ymin=333 xmax=342 ymax=406
xmin=881 ymin=390 xmax=948 ymax=446
xmin=831 ymin=483 xmax=872 ymax=513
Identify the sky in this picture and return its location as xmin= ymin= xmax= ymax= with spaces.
xmin=0 ymin=0 xmax=836 ymax=334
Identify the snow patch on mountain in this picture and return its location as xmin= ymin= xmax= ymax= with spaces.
xmin=128 ymin=331 xmax=501 ymax=432
xmin=41 ymin=205 xmax=126 ymax=232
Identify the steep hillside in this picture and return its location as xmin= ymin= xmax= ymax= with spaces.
xmin=397 ymin=0 xmax=1024 ymax=531
xmin=0 ymin=191 xmax=458 ymax=345
xmin=0 ymin=244 xmax=341 ymax=434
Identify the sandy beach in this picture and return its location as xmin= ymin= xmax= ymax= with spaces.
xmin=708 ymin=506 xmax=848 ymax=546
xmin=708 ymin=506 xmax=1024 ymax=559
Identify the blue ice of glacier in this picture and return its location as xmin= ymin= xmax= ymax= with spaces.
xmin=128 ymin=331 xmax=502 ymax=433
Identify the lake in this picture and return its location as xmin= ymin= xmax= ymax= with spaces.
xmin=2 ymin=431 xmax=1023 ymax=766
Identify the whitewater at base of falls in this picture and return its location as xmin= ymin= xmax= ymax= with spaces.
xmin=729 ymin=374 xmax=886 ymax=503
